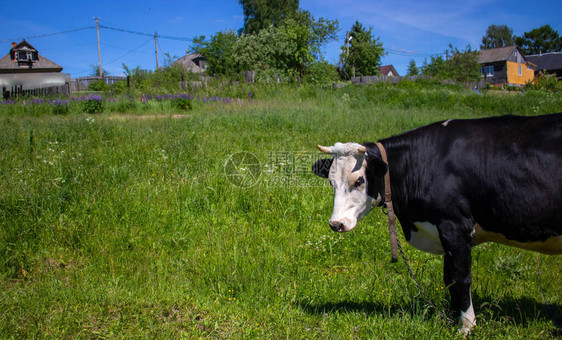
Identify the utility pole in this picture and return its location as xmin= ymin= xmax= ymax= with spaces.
xmin=347 ymin=33 xmax=356 ymax=78
xmin=346 ymin=31 xmax=350 ymax=57
xmin=94 ymin=17 xmax=102 ymax=77
xmin=154 ymin=32 xmax=159 ymax=70
xmin=345 ymin=32 xmax=355 ymax=78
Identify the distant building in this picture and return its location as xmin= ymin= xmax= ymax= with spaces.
xmin=526 ymin=52 xmax=562 ymax=80
xmin=0 ymin=40 xmax=63 ymax=73
xmin=0 ymin=40 xmax=68 ymax=98
xmin=477 ymin=46 xmax=535 ymax=87
xmin=171 ymin=52 xmax=207 ymax=73
xmin=378 ymin=65 xmax=399 ymax=77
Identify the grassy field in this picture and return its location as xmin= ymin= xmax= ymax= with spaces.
xmin=1 ymin=84 xmax=561 ymax=338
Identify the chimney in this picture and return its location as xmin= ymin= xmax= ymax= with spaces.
xmin=11 ymin=42 xmax=17 ymax=49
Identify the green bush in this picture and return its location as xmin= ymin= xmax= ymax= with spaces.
xmin=82 ymin=95 xmax=104 ymax=114
xmin=113 ymin=98 xmax=137 ymax=113
xmin=88 ymin=79 xmax=109 ymax=91
xmin=50 ymin=100 xmax=69 ymax=115
xmin=171 ymin=97 xmax=193 ymax=111
xmin=525 ymin=73 xmax=562 ymax=92
xmin=304 ymin=61 xmax=339 ymax=85
xmin=109 ymin=80 xmax=128 ymax=95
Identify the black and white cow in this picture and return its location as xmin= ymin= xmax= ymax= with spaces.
xmin=312 ymin=113 xmax=562 ymax=334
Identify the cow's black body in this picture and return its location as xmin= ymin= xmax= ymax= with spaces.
xmin=362 ymin=113 xmax=562 ymax=321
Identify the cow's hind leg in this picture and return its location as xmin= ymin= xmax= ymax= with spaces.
xmin=441 ymin=221 xmax=476 ymax=334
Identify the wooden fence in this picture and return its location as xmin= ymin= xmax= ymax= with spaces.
xmin=2 ymin=75 xmax=133 ymax=99
xmin=2 ymin=84 xmax=70 ymax=99
xmin=70 ymin=76 xmax=127 ymax=92
xmin=350 ymin=75 xmax=487 ymax=90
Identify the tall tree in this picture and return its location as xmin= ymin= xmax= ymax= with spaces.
xmin=422 ymin=45 xmax=480 ymax=83
xmin=515 ymin=25 xmax=562 ymax=55
xmin=407 ymin=60 xmax=419 ymax=76
xmin=481 ymin=24 xmax=515 ymax=49
xmin=239 ymin=0 xmax=299 ymax=35
xmin=340 ymin=21 xmax=385 ymax=78
xmin=233 ymin=13 xmax=338 ymax=82
xmin=291 ymin=9 xmax=338 ymax=61
xmin=191 ymin=30 xmax=239 ymax=77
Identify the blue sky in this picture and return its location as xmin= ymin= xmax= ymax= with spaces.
xmin=1 ymin=0 xmax=560 ymax=77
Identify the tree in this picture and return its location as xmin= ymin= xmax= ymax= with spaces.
xmin=278 ymin=11 xmax=338 ymax=80
xmin=233 ymin=26 xmax=291 ymax=80
xmin=233 ymin=10 xmax=338 ymax=82
xmin=239 ymin=0 xmax=299 ymax=35
xmin=515 ymin=25 xmax=562 ymax=55
xmin=191 ymin=30 xmax=239 ymax=77
xmin=422 ymin=55 xmax=447 ymax=79
xmin=291 ymin=9 xmax=338 ymax=61
xmin=89 ymin=64 xmax=109 ymax=77
xmin=446 ymin=46 xmax=481 ymax=83
xmin=407 ymin=60 xmax=419 ymax=76
xmin=340 ymin=21 xmax=385 ymax=78
xmin=422 ymin=45 xmax=480 ymax=83
xmin=481 ymin=24 xmax=515 ymax=49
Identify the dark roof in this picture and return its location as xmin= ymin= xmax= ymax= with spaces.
xmin=478 ymin=46 xmax=519 ymax=64
xmin=172 ymin=53 xmax=206 ymax=73
xmin=378 ymin=65 xmax=399 ymax=77
xmin=526 ymin=53 xmax=562 ymax=72
xmin=0 ymin=40 xmax=62 ymax=73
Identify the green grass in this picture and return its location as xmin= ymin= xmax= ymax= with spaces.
xmin=1 ymin=84 xmax=561 ymax=338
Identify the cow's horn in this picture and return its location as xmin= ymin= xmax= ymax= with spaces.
xmin=357 ymin=145 xmax=367 ymax=154
xmin=317 ymin=145 xmax=332 ymax=154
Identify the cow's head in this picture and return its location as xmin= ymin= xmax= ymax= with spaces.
xmin=312 ymin=142 xmax=388 ymax=232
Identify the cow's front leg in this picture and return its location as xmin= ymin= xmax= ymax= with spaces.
xmin=441 ymin=222 xmax=475 ymax=334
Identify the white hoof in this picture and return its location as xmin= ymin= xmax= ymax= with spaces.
xmin=458 ymin=303 xmax=476 ymax=336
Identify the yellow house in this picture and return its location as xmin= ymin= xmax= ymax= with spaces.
xmin=506 ymin=61 xmax=535 ymax=85
xmin=478 ymin=46 xmax=535 ymax=87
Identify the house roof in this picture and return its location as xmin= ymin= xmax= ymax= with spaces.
xmin=172 ymin=53 xmax=206 ymax=73
xmin=526 ymin=52 xmax=562 ymax=72
xmin=477 ymin=46 xmax=520 ymax=64
xmin=378 ymin=65 xmax=399 ymax=77
xmin=0 ymin=40 xmax=62 ymax=73
xmin=12 ymin=40 xmax=38 ymax=53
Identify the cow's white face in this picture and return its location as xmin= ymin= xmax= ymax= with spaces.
xmin=312 ymin=142 xmax=384 ymax=232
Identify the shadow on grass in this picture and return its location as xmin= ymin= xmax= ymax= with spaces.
xmin=473 ymin=294 xmax=562 ymax=335
xmin=299 ymin=300 xmax=403 ymax=316
xmin=298 ymin=299 xmax=439 ymax=321
xmin=299 ymin=295 xmax=561 ymax=336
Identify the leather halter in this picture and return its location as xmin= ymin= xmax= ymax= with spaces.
xmin=375 ymin=142 xmax=399 ymax=263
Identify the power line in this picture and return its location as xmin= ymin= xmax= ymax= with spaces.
xmin=99 ymin=24 xmax=193 ymax=42
xmin=0 ymin=26 xmax=95 ymax=43
xmin=105 ymin=37 xmax=153 ymax=66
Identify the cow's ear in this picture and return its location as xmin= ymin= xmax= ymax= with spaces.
xmin=312 ymin=158 xmax=333 ymax=178
xmin=367 ymin=156 xmax=388 ymax=177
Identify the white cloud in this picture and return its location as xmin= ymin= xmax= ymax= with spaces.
xmin=302 ymin=0 xmax=498 ymax=45
xmin=169 ymin=16 xmax=184 ymax=24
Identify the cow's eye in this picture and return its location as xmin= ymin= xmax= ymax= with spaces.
xmin=354 ymin=176 xmax=365 ymax=188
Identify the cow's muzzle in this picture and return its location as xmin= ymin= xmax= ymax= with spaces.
xmin=329 ymin=220 xmax=347 ymax=233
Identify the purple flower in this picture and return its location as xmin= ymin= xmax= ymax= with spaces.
xmin=87 ymin=94 xmax=103 ymax=101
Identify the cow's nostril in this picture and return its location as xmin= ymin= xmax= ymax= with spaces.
xmin=329 ymin=221 xmax=345 ymax=232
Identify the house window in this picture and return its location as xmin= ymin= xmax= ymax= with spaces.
xmin=480 ymin=65 xmax=494 ymax=77
xmin=518 ymin=65 xmax=522 ymax=76
xmin=17 ymin=51 xmax=32 ymax=61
